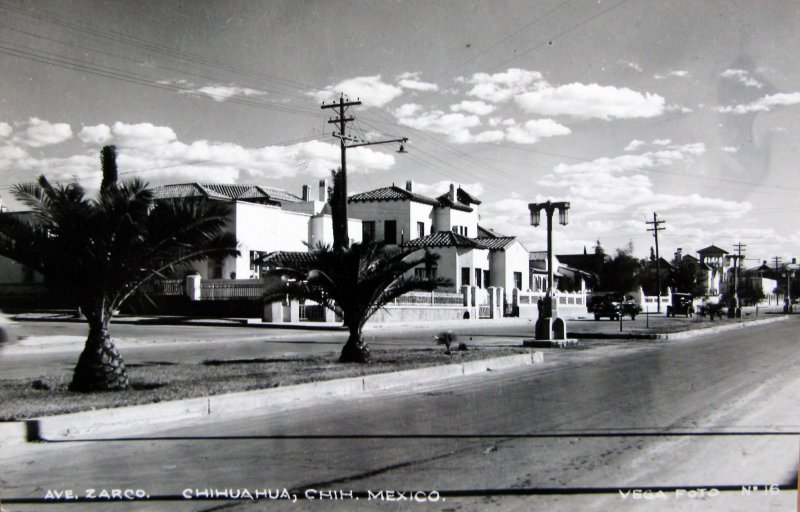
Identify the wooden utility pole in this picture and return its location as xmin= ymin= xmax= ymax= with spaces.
xmin=733 ymin=242 xmax=746 ymax=316
xmin=646 ymin=213 xmax=666 ymax=312
xmin=321 ymin=94 xmax=407 ymax=250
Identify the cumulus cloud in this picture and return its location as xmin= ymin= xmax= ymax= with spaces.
xmin=652 ymin=139 xmax=671 ymax=146
xmin=721 ymin=69 xmax=763 ymax=89
xmin=624 ymin=139 xmax=646 ymax=152
xmin=718 ymin=92 xmax=800 ymax=114
xmin=450 ymin=100 xmax=496 ymax=116
xmin=78 ymin=124 xmax=112 ymax=145
xmin=720 ymin=146 xmax=738 ymax=153
xmin=110 ymin=122 xmax=177 ymax=148
xmin=22 ymin=118 xmax=73 ymax=147
xmin=505 ymin=119 xmax=571 ymax=144
xmin=0 ymin=121 xmax=398 ymax=199
xmin=396 ymin=72 xmax=438 ymax=92
xmin=312 ymin=75 xmax=403 ymax=107
xmin=0 ymin=122 xmax=12 ymax=138
xmin=515 ymin=83 xmax=665 ymax=120
xmin=465 ymin=68 xmax=544 ymax=103
xmin=395 ymin=108 xmax=481 ymax=143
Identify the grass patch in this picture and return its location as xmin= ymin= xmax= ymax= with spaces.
xmin=0 ymin=346 xmax=532 ymax=421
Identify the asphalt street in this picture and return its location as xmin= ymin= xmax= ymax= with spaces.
xmin=0 ymin=312 xmax=769 ymax=381
xmin=2 ymin=317 xmax=798 ymax=511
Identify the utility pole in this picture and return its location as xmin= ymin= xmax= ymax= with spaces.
xmin=646 ymin=213 xmax=666 ymax=312
xmin=321 ymin=94 xmax=407 ymax=250
xmin=733 ymin=242 xmax=746 ymax=317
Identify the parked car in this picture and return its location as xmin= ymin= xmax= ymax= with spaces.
xmin=589 ymin=293 xmax=641 ymax=321
xmin=666 ymin=293 xmax=694 ymax=317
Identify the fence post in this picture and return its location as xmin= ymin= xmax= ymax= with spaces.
xmin=185 ymin=274 xmax=201 ymax=301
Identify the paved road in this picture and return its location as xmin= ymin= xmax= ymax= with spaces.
xmin=3 ymin=317 xmax=798 ymax=511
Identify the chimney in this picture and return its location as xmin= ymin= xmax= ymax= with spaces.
xmin=318 ymin=179 xmax=328 ymax=203
xmin=449 ymin=183 xmax=455 ymax=201
xmin=405 ymin=180 xmax=414 ymax=192
xmin=675 ymin=247 xmax=683 ymax=261
xmin=301 ymin=185 xmax=310 ymax=201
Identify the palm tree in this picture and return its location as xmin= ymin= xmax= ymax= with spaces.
xmin=0 ymin=146 xmax=238 ymax=392
xmin=266 ymin=241 xmax=451 ymax=363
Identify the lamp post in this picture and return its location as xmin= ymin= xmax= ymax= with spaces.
xmin=529 ymin=201 xmax=570 ymax=341
xmin=784 ymin=260 xmax=799 ymax=313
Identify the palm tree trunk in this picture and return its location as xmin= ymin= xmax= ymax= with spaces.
xmin=339 ymin=323 xmax=370 ymax=363
xmin=69 ymin=314 xmax=130 ymax=392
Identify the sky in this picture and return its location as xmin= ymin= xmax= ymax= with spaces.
xmin=1 ymin=0 xmax=800 ymax=266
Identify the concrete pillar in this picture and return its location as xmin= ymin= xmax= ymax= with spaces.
xmin=185 ymin=274 xmax=201 ymax=301
xmin=461 ymin=285 xmax=472 ymax=307
xmin=283 ymin=299 xmax=300 ymax=323
xmin=263 ymin=301 xmax=283 ymax=322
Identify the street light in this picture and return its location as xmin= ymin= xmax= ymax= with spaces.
xmin=528 ymin=200 xmax=570 ymax=342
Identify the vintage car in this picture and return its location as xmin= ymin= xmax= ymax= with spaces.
xmin=666 ymin=293 xmax=694 ymax=317
xmin=588 ymin=293 xmax=641 ymax=321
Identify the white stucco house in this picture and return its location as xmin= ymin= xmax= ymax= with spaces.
xmin=347 ymin=180 xmax=531 ymax=309
xmin=150 ymin=181 xmax=362 ymax=280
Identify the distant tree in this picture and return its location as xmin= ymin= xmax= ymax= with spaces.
xmin=593 ymin=240 xmax=605 ymax=256
xmin=0 ymin=146 xmax=238 ymax=392
xmin=670 ymin=258 xmax=709 ymax=297
xmin=597 ymin=246 xmax=643 ymax=292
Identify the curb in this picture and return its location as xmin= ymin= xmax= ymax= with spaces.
xmin=2 ymin=352 xmax=543 ymax=449
xmin=654 ymin=314 xmax=790 ymax=340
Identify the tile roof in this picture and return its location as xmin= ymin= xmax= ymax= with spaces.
xmin=403 ymin=231 xmax=487 ymax=249
xmin=349 ymin=184 xmax=480 ymax=212
xmin=697 ymin=244 xmax=729 ymax=255
xmin=475 ymin=236 xmax=517 ymax=250
xmin=150 ymin=183 xmax=301 ymax=204
xmin=457 ymin=187 xmax=482 ymax=205
xmin=260 ymin=251 xmax=318 ymax=270
xmin=348 ymin=186 xmax=439 ymax=206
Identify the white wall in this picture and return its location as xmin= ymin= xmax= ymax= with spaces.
xmin=348 ymin=200 xmax=413 ymax=244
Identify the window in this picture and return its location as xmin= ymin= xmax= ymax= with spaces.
xmin=362 ymin=221 xmax=375 ymax=242
xmin=384 ymin=220 xmax=396 ymax=244
xmin=483 ymin=270 xmax=491 ymax=289
xmin=452 ymin=225 xmax=458 ymax=233
xmin=417 ymin=221 xmax=425 ymax=239
xmin=475 ymin=268 xmax=482 ymax=288
xmin=209 ymin=255 xmax=224 ymax=279
xmin=514 ymin=272 xmax=522 ymax=291
xmin=461 ymin=267 xmax=471 ymax=287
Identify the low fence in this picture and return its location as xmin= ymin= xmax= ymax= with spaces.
xmin=514 ymin=289 xmax=588 ymax=319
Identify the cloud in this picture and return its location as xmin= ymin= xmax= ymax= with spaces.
xmin=312 ymin=75 xmax=403 ymax=107
xmin=654 ymin=70 xmax=690 ymax=80
xmin=624 ymin=139 xmax=646 ymax=152
xmin=396 ymin=72 xmax=439 ymax=92
xmin=720 ymin=146 xmax=738 ymax=153
xmin=505 ymin=119 xmax=571 ymax=144
xmin=718 ymin=92 xmax=800 ymax=114
xmin=620 ymin=60 xmax=642 ymax=73
xmin=465 ymin=68 xmax=544 ymax=103
xmin=22 ymin=118 xmax=73 ymax=147
xmin=721 ymin=69 xmax=763 ymax=89
xmin=450 ymin=100 xmax=496 ymax=116
xmin=185 ymin=85 xmax=266 ymax=102
xmin=0 ymin=122 xmax=12 ymax=138
xmin=394 ymin=107 xmax=482 ymax=143
xmin=110 ymin=122 xmax=177 ymax=148
xmin=652 ymin=139 xmax=671 ymax=146
xmin=515 ymin=83 xmax=665 ymax=120
xmin=0 ymin=122 xmax=398 ymax=199
xmin=78 ymin=124 xmax=112 ymax=145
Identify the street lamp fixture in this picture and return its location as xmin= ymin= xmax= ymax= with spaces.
xmin=528 ymin=201 xmax=570 ymax=342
